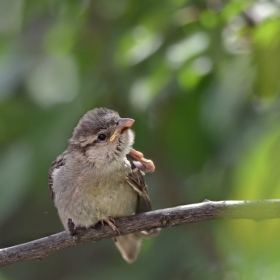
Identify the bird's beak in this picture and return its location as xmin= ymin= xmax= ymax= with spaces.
xmin=110 ymin=118 xmax=135 ymax=142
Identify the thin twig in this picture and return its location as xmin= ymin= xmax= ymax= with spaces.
xmin=1 ymin=199 xmax=280 ymax=268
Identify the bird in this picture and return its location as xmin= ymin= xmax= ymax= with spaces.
xmin=48 ymin=107 xmax=157 ymax=263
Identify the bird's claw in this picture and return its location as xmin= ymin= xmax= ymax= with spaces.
xmin=101 ymin=217 xmax=120 ymax=236
xmin=67 ymin=218 xmax=78 ymax=236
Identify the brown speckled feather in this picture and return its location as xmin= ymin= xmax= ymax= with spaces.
xmin=48 ymin=151 xmax=68 ymax=200
xmin=126 ymin=160 xmax=152 ymax=213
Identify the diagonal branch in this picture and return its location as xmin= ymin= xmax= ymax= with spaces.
xmin=1 ymin=199 xmax=280 ymax=268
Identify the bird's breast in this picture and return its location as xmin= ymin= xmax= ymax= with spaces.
xmin=54 ymin=159 xmax=137 ymax=228
xmin=90 ymin=180 xmax=138 ymax=220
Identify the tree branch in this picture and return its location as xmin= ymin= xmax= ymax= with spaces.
xmin=1 ymin=199 xmax=280 ymax=268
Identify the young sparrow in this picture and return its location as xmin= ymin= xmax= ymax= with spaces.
xmin=48 ymin=107 xmax=157 ymax=263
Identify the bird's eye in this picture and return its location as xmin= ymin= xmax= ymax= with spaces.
xmin=98 ymin=134 xmax=107 ymax=141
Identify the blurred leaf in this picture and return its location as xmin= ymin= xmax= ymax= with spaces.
xmin=26 ymin=54 xmax=79 ymax=107
xmin=115 ymin=26 xmax=163 ymax=66
xmin=253 ymin=20 xmax=280 ymax=98
xmin=0 ymin=142 xmax=33 ymax=225
xmin=232 ymin=124 xmax=280 ymax=200
xmin=44 ymin=21 xmax=80 ymax=55
xmin=0 ymin=0 xmax=23 ymax=35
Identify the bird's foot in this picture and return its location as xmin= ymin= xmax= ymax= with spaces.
xmin=129 ymin=149 xmax=155 ymax=173
xmin=101 ymin=217 xmax=120 ymax=236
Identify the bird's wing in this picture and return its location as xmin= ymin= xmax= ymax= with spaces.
xmin=126 ymin=160 xmax=152 ymax=213
xmin=48 ymin=150 xmax=68 ymax=200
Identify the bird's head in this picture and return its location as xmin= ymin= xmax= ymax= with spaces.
xmin=69 ymin=108 xmax=135 ymax=166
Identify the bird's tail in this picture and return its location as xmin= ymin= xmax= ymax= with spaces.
xmin=115 ymin=233 xmax=142 ymax=263
xmin=115 ymin=229 xmax=161 ymax=263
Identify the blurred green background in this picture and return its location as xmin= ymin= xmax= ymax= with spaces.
xmin=1 ymin=0 xmax=280 ymax=279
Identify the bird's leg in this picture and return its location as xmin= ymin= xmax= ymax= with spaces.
xmin=67 ymin=218 xmax=77 ymax=236
xmin=129 ymin=149 xmax=155 ymax=173
xmin=101 ymin=217 xmax=120 ymax=238
xmin=106 ymin=217 xmax=120 ymax=235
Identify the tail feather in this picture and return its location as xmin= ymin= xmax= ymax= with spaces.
xmin=115 ymin=233 xmax=142 ymax=263
xmin=114 ymin=229 xmax=161 ymax=263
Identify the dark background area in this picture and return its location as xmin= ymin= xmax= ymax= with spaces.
xmin=1 ymin=0 xmax=280 ymax=279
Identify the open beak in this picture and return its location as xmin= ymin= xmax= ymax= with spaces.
xmin=110 ymin=118 xmax=135 ymax=142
